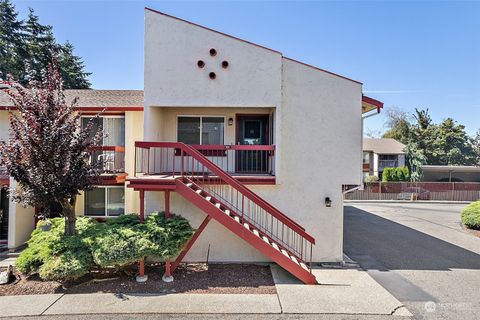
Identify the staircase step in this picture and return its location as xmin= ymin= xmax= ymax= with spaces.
xmin=272 ymin=243 xmax=280 ymax=251
xmin=196 ymin=189 xmax=202 ymax=194
xmin=300 ymin=262 xmax=309 ymax=271
xmin=215 ymin=203 xmax=221 ymax=209
xmin=205 ymin=196 xmax=212 ymax=201
xmin=291 ymin=256 xmax=299 ymax=265
xmin=186 ymin=183 xmax=193 ymax=188
xmin=243 ymin=223 xmax=250 ymax=230
xmin=281 ymin=249 xmax=290 ymax=258
xmin=224 ymin=209 xmax=231 ymax=216
xmin=262 ymin=236 xmax=270 ymax=244
xmin=253 ymin=229 xmax=260 ymax=237
xmin=234 ymin=216 xmax=240 ymax=223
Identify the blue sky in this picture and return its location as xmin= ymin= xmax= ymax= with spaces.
xmin=12 ymin=0 xmax=480 ymax=136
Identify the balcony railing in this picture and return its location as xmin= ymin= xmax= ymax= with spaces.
xmin=135 ymin=143 xmax=275 ymax=176
xmin=90 ymin=146 xmax=125 ymax=174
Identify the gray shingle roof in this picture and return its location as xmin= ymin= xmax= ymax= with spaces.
xmin=363 ymin=138 xmax=406 ymax=154
xmin=0 ymin=89 xmax=143 ymax=108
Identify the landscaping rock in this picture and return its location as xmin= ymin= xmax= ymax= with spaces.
xmin=0 ymin=265 xmax=13 ymax=285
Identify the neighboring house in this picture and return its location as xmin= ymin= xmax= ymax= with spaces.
xmin=421 ymin=165 xmax=480 ymax=182
xmin=0 ymin=90 xmax=144 ymax=249
xmin=0 ymin=9 xmax=384 ymax=284
xmin=362 ymin=138 xmax=406 ymax=179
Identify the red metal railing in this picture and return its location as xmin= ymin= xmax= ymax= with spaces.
xmin=134 ymin=141 xmax=314 ymax=271
xmin=90 ymin=146 xmax=125 ymax=173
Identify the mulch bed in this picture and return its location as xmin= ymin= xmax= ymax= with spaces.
xmin=0 ymin=263 xmax=276 ymax=296
xmin=463 ymin=225 xmax=480 ymax=238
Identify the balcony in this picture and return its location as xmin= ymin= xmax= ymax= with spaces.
xmin=132 ymin=142 xmax=276 ymax=187
xmin=90 ymin=146 xmax=126 ymax=174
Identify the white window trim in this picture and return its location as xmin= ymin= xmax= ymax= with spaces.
xmin=80 ymin=115 xmax=126 ymax=146
xmin=84 ymin=185 xmax=125 ymax=218
xmin=176 ymin=115 xmax=226 ymax=145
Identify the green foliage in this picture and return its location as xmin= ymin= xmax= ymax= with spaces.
xmin=15 ymin=213 xmax=194 ymax=281
xmin=364 ymin=175 xmax=379 ymax=183
xmin=382 ymin=166 xmax=409 ymax=182
xmin=0 ymin=0 xmax=90 ymax=88
xmin=461 ymin=201 xmax=480 ymax=230
xmin=145 ymin=212 xmax=195 ymax=258
xmin=382 ymin=108 xmax=477 ymax=167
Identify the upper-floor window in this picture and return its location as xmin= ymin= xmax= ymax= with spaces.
xmin=177 ymin=116 xmax=224 ymax=145
xmin=81 ymin=116 xmax=125 ymax=147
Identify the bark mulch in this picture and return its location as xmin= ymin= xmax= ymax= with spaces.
xmin=0 ymin=263 xmax=276 ymax=296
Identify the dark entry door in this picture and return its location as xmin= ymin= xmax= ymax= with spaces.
xmin=236 ymin=115 xmax=270 ymax=173
xmin=0 ymin=188 xmax=8 ymax=241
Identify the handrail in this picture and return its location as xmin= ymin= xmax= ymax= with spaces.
xmin=135 ymin=141 xmax=314 ymax=243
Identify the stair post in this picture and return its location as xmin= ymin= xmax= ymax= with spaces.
xmin=136 ymin=190 xmax=148 ymax=283
xmin=163 ymin=190 xmax=174 ymax=282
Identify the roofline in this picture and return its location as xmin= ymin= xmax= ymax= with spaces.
xmin=0 ymin=106 xmax=144 ymax=111
xmin=362 ymin=95 xmax=384 ymax=110
xmin=283 ymin=57 xmax=362 ymax=85
xmin=145 ymin=7 xmax=281 ymax=55
xmin=145 ymin=7 xmax=362 ymax=85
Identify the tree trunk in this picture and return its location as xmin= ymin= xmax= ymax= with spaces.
xmin=62 ymin=196 xmax=76 ymax=236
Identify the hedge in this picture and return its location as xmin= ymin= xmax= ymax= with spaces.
xmin=15 ymin=212 xmax=194 ymax=281
xmin=382 ymin=166 xmax=410 ymax=182
xmin=461 ymin=201 xmax=480 ymax=230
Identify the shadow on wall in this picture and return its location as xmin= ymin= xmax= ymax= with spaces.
xmin=343 ymin=206 xmax=480 ymax=271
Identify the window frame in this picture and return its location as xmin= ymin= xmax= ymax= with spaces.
xmin=176 ymin=115 xmax=226 ymax=145
xmin=84 ymin=185 xmax=125 ymax=218
xmin=80 ymin=115 xmax=126 ymax=147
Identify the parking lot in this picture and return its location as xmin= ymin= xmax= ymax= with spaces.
xmin=344 ymin=202 xmax=480 ymax=319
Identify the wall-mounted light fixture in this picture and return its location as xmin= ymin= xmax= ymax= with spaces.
xmin=228 ymin=117 xmax=234 ymax=126
xmin=325 ymin=197 xmax=332 ymax=207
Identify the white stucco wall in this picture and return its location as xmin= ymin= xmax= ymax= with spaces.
xmin=7 ymin=179 xmax=35 ymax=249
xmin=143 ymin=9 xmax=363 ymax=262
xmin=144 ymin=9 xmax=282 ymax=140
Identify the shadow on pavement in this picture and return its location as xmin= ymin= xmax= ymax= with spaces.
xmin=344 ymin=205 xmax=480 ymax=271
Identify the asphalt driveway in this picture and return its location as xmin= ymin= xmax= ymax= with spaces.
xmin=344 ymin=202 xmax=480 ymax=320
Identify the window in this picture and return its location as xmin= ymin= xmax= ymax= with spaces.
xmin=81 ymin=116 xmax=125 ymax=146
xmin=84 ymin=186 xmax=125 ymax=217
xmin=177 ymin=116 xmax=224 ymax=145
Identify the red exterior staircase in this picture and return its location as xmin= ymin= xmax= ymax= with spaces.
xmin=132 ymin=142 xmax=317 ymax=284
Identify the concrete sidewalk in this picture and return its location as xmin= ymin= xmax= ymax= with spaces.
xmin=0 ymin=265 xmax=412 ymax=317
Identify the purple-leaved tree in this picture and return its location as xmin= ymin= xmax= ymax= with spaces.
xmin=0 ymin=60 xmax=103 ymax=236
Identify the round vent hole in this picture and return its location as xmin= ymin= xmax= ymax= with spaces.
xmin=197 ymin=60 xmax=205 ymax=68
xmin=209 ymin=48 xmax=217 ymax=56
xmin=222 ymin=61 xmax=229 ymax=68
xmin=209 ymin=72 xmax=216 ymax=80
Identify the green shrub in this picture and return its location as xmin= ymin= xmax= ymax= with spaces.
xmin=382 ymin=166 xmax=409 ymax=182
xmin=461 ymin=201 xmax=480 ymax=230
xmin=145 ymin=212 xmax=195 ymax=258
xmin=16 ymin=217 xmax=93 ymax=280
xmin=16 ymin=213 xmax=194 ymax=281
xmin=364 ymin=175 xmax=379 ymax=183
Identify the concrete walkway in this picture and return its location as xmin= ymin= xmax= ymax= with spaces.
xmin=0 ymin=264 xmax=411 ymax=317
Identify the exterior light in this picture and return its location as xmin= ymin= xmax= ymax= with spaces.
xmin=228 ymin=118 xmax=234 ymax=125
xmin=325 ymin=197 xmax=332 ymax=207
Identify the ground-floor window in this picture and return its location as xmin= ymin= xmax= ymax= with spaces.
xmin=177 ymin=116 xmax=224 ymax=145
xmin=84 ymin=186 xmax=125 ymax=217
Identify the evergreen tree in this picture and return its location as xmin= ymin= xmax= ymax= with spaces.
xmin=0 ymin=0 xmax=24 ymax=80
xmin=0 ymin=3 xmax=91 ymax=88
xmin=57 ymin=41 xmax=90 ymax=89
